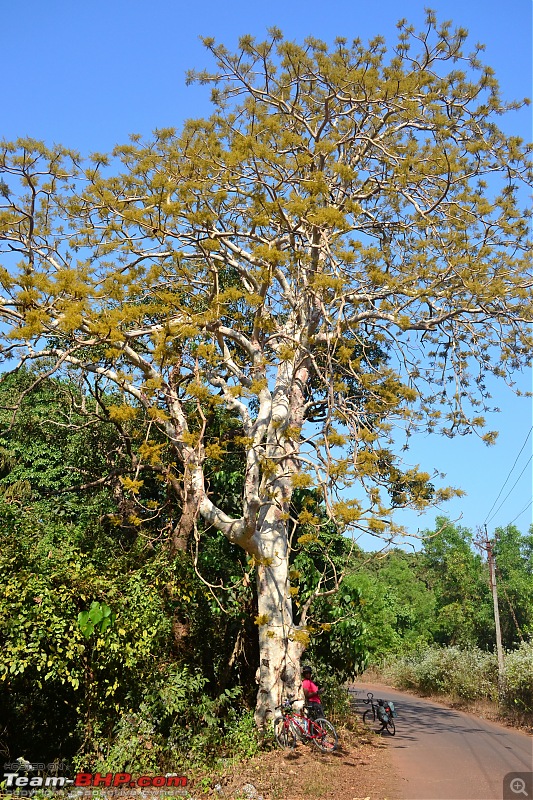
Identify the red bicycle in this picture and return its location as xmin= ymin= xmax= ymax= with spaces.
xmin=274 ymin=698 xmax=338 ymax=752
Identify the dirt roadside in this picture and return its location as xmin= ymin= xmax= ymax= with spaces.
xmin=207 ymin=727 xmax=400 ymax=800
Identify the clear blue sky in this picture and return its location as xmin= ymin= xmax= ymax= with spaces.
xmin=3 ymin=0 xmax=532 ymax=542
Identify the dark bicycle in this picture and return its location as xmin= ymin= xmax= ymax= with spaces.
xmin=362 ymin=691 xmax=396 ymax=736
xmin=274 ymin=698 xmax=338 ymax=752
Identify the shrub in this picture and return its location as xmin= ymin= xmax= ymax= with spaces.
xmin=503 ymin=641 xmax=533 ymax=714
xmin=75 ymin=663 xmax=260 ymax=774
xmin=382 ymin=646 xmax=498 ymax=701
xmin=318 ymin=675 xmax=353 ymax=725
xmin=383 ymin=642 xmax=533 ymax=714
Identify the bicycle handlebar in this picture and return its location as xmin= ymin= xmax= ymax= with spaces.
xmin=275 ymin=697 xmax=297 ymax=710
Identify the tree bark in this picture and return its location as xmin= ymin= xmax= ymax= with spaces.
xmin=251 ymin=506 xmax=304 ymax=729
xmin=170 ymin=472 xmax=198 ymax=554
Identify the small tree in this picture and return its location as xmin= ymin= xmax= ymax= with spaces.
xmin=0 ymin=14 xmax=532 ymax=726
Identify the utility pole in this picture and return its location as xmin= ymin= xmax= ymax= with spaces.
xmin=476 ymin=525 xmax=506 ymax=699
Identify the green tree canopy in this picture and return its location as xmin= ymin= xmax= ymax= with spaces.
xmin=492 ymin=524 xmax=533 ymax=645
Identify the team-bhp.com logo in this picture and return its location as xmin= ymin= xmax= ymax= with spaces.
xmin=3 ymin=765 xmax=187 ymax=791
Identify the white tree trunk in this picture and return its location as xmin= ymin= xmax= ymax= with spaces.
xmin=251 ymin=503 xmax=304 ymax=729
xmin=196 ymin=355 xmax=311 ymax=729
xmin=250 ymin=363 xmax=310 ymax=728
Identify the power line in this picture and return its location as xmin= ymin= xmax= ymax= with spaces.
xmin=508 ymin=497 xmax=533 ymax=526
xmin=484 ymin=426 xmax=533 ymax=525
xmin=485 ymin=452 xmax=533 ymax=526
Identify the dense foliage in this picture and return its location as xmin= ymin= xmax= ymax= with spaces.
xmin=0 ymin=373 xmax=364 ymax=768
xmin=0 ymin=373 xmax=531 ymax=767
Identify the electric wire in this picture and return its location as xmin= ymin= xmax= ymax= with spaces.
xmin=485 ymin=452 xmax=533 ymax=526
xmin=508 ymin=497 xmax=533 ymax=526
xmin=483 ymin=426 xmax=533 ymax=525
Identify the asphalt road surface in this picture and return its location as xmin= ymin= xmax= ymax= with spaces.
xmin=353 ymin=682 xmax=533 ymax=800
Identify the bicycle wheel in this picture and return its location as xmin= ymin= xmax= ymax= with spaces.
xmin=274 ymin=717 xmax=296 ymax=749
xmin=385 ymin=718 xmax=395 ymax=736
xmin=311 ymin=718 xmax=338 ymax=752
xmin=362 ymin=709 xmax=374 ymax=725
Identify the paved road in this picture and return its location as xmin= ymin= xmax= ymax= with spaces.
xmin=353 ymin=682 xmax=533 ymax=800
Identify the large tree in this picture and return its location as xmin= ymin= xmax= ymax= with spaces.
xmin=0 ymin=14 xmax=532 ymax=726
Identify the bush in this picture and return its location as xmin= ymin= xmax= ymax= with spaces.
xmin=382 ymin=646 xmax=498 ymax=701
xmin=75 ymin=663 xmax=261 ymax=774
xmin=317 ymin=675 xmax=353 ymax=725
xmin=9 ymin=640 xmax=261 ymax=777
xmin=382 ymin=642 xmax=533 ymax=715
xmin=503 ymin=641 xmax=533 ymax=714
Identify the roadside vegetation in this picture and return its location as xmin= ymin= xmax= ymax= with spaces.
xmin=380 ymin=643 xmax=533 ymax=716
xmin=0 ymin=371 xmax=362 ymax=775
xmin=353 ymin=519 xmax=533 ymax=724
xmin=1 ymin=372 xmax=531 ymax=778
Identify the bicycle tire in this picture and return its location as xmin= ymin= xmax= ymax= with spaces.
xmin=274 ymin=717 xmax=296 ymax=749
xmin=362 ymin=709 xmax=374 ymax=725
xmin=311 ymin=717 xmax=338 ymax=752
xmin=385 ymin=718 xmax=395 ymax=736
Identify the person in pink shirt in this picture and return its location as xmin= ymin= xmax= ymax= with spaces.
xmin=301 ymin=665 xmax=324 ymax=720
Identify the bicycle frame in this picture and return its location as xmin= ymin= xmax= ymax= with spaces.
xmin=287 ymin=711 xmax=325 ymax=742
xmin=364 ymin=692 xmax=384 ymax=721
xmin=362 ymin=691 xmax=396 ymax=736
xmin=275 ymin=698 xmax=338 ymax=751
